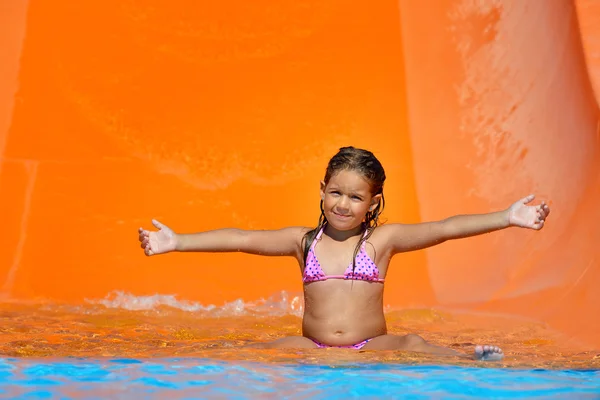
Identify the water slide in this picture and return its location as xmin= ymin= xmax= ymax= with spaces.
xmin=1 ymin=0 xmax=599 ymax=350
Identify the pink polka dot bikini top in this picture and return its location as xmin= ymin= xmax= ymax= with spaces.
xmin=303 ymin=225 xmax=385 ymax=284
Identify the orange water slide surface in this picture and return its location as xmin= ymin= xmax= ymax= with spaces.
xmin=1 ymin=0 xmax=599 ymax=348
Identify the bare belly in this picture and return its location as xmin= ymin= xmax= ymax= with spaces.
xmin=301 ymin=281 xmax=387 ymax=346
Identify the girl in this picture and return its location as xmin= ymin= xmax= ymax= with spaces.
xmin=138 ymin=146 xmax=550 ymax=361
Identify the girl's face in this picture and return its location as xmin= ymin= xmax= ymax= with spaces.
xmin=320 ymin=169 xmax=381 ymax=231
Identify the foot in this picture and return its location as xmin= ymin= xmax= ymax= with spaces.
xmin=473 ymin=345 xmax=504 ymax=361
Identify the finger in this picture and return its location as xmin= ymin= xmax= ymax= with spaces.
xmin=144 ymin=245 xmax=154 ymax=256
xmin=536 ymin=208 xmax=545 ymax=219
xmin=152 ymin=219 xmax=165 ymax=230
xmin=521 ymin=194 xmax=535 ymax=204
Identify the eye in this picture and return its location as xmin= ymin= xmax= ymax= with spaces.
xmin=351 ymin=196 xmax=362 ymax=201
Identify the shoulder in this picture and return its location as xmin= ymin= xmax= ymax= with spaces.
xmin=266 ymin=226 xmax=313 ymax=241
xmin=367 ymin=223 xmax=410 ymax=249
xmin=278 ymin=226 xmax=316 ymax=245
xmin=369 ymin=223 xmax=405 ymax=238
xmin=282 ymin=226 xmax=314 ymax=237
xmin=284 ymin=226 xmax=318 ymax=260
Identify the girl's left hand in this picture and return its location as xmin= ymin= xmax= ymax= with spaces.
xmin=507 ymin=194 xmax=551 ymax=230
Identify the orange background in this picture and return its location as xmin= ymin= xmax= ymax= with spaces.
xmin=1 ymin=0 xmax=599 ymax=348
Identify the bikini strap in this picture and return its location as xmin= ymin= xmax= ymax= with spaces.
xmin=360 ymin=225 xmax=370 ymax=248
xmin=310 ymin=225 xmax=326 ymax=250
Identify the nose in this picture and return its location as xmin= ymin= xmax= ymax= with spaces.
xmin=335 ymin=196 xmax=350 ymax=212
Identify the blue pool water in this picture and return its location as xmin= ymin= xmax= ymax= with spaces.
xmin=1 ymin=358 xmax=599 ymax=399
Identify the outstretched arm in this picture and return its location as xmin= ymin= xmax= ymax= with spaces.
xmin=138 ymin=219 xmax=308 ymax=258
xmin=384 ymin=194 xmax=550 ymax=254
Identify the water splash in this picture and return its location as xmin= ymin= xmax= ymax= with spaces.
xmin=85 ymin=290 xmax=304 ymax=317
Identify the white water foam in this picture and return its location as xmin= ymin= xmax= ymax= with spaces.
xmin=85 ymin=290 xmax=305 ymax=317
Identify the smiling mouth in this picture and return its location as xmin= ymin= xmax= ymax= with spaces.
xmin=333 ymin=212 xmax=351 ymax=218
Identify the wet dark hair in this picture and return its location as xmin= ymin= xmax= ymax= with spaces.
xmin=302 ymin=146 xmax=386 ymax=272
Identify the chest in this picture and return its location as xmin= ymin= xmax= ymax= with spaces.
xmin=312 ymin=240 xmax=373 ymax=274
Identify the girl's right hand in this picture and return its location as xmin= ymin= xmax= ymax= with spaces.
xmin=138 ymin=219 xmax=178 ymax=256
